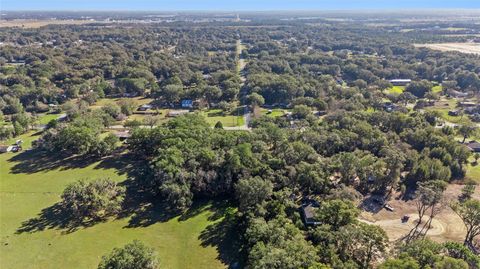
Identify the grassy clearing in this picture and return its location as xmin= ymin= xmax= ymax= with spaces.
xmin=385 ymin=86 xmax=404 ymax=96
xmin=127 ymin=109 xmax=244 ymax=127
xmin=35 ymin=113 xmax=61 ymax=125
xmin=0 ymin=132 xmax=237 ymax=269
xmin=126 ymin=109 xmax=169 ymax=122
xmin=426 ymin=98 xmax=473 ymax=125
xmin=466 ymin=158 xmax=480 ymax=183
xmin=260 ymin=108 xmax=287 ymax=117
xmin=92 ymin=98 xmax=244 ymax=128
xmin=200 ymin=109 xmax=244 ymax=127
xmin=432 ymin=85 xmax=443 ymax=93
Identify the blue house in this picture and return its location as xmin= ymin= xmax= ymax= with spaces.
xmin=181 ymin=99 xmax=193 ymax=108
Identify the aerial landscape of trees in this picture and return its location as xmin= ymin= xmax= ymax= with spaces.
xmin=0 ymin=10 xmax=479 ymax=269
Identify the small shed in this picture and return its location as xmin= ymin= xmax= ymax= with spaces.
xmin=300 ymin=200 xmax=320 ymax=226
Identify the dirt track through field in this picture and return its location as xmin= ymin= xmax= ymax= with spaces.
xmin=359 ymin=184 xmax=479 ymax=243
xmin=360 ymin=213 xmax=466 ymax=241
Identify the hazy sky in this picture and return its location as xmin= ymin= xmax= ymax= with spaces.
xmin=3 ymin=0 xmax=480 ymax=11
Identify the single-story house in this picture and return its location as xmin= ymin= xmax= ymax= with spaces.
xmin=389 ymin=79 xmax=411 ymax=86
xmin=466 ymin=141 xmax=480 ymax=152
xmin=446 ymin=89 xmax=469 ymax=98
xmin=459 ymin=102 xmax=477 ymax=107
xmin=137 ymin=104 xmax=153 ymax=111
xmin=300 ymin=200 xmax=320 ymax=226
xmin=167 ymin=110 xmax=189 ymax=117
xmin=113 ymin=131 xmax=131 ymax=141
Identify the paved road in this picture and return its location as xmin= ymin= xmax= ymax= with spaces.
xmin=235 ymin=39 xmax=252 ymax=131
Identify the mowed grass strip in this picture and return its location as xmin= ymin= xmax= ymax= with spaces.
xmin=0 ymin=132 xmax=234 ymax=269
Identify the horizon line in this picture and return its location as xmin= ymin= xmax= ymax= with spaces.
xmin=4 ymin=8 xmax=480 ymax=12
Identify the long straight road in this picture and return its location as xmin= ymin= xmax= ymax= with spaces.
xmin=236 ymin=39 xmax=252 ymax=130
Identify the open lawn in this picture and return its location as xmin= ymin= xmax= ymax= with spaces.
xmin=425 ymin=98 xmax=474 ymax=125
xmin=35 ymin=113 xmax=61 ymax=125
xmin=260 ymin=108 xmax=287 ymax=117
xmin=200 ymin=109 xmax=244 ymax=127
xmin=432 ymin=85 xmax=443 ymax=94
xmin=384 ymin=86 xmax=404 ymax=96
xmin=126 ymin=109 xmax=169 ymax=122
xmin=91 ymin=98 xmax=244 ymax=128
xmin=0 ymin=132 xmax=238 ymax=269
xmin=466 ymin=157 xmax=480 ymax=183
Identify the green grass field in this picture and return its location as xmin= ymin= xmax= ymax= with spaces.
xmin=466 ymin=161 xmax=480 ymax=183
xmin=35 ymin=113 xmax=61 ymax=125
xmin=465 ymin=153 xmax=480 ymax=183
xmin=200 ymin=109 xmax=244 ymax=127
xmin=0 ymin=132 xmax=236 ymax=269
xmin=91 ymin=98 xmax=244 ymax=128
xmin=91 ymin=97 xmax=154 ymax=110
xmin=385 ymin=86 xmax=405 ymax=96
xmin=425 ymin=98 xmax=474 ymax=125
xmin=432 ymin=85 xmax=443 ymax=94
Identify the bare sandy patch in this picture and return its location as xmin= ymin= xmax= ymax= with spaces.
xmin=415 ymin=43 xmax=480 ymax=55
xmin=0 ymin=20 xmax=95 ymax=28
xmin=359 ymin=184 xmax=479 ymax=243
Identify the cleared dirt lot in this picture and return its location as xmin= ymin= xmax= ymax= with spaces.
xmin=360 ymin=184 xmax=480 ymax=243
xmin=0 ymin=20 xmax=94 ymax=28
xmin=415 ymin=43 xmax=480 ymax=55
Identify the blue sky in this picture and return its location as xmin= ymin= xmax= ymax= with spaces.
xmin=3 ymin=0 xmax=480 ymax=11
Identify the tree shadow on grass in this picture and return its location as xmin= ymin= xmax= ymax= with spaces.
xmin=94 ymin=152 xmax=143 ymax=178
xmin=15 ymin=202 xmax=107 ymax=235
xmin=199 ymin=212 xmax=245 ymax=268
xmin=231 ymin=105 xmax=247 ymax=116
xmin=121 ymin=191 xmax=229 ymax=228
xmin=8 ymin=149 xmax=100 ymax=174
xmin=8 ymin=148 xmax=140 ymax=177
